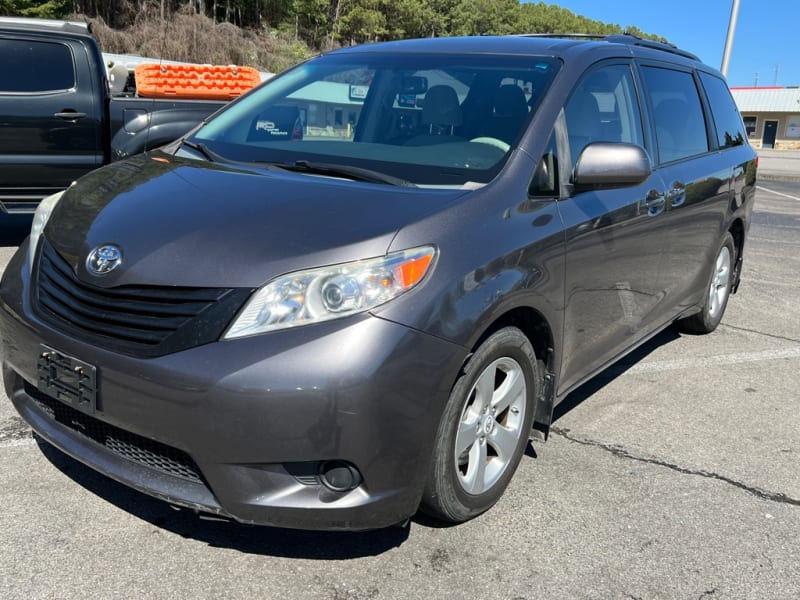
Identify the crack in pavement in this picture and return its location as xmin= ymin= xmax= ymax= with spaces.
xmin=551 ymin=426 xmax=800 ymax=508
xmin=720 ymin=322 xmax=800 ymax=344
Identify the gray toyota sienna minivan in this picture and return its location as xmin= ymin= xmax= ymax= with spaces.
xmin=0 ymin=34 xmax=756 ymax=530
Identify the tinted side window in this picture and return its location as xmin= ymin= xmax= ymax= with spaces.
xmin=699 ymin=72 xmax=746 ymax=148
xmin=564 ymin=64 xmax=644 ymax=168
xmin=641 ymin=66 xmax=709 ymax=163
xmin=0 ymin=39 xmax=75 ymax=93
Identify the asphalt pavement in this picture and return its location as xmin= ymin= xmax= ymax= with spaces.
xmin=756 ymin=149 xmax=800 ymax=182
xmin=0 ymin=176 xmax=798 ymax=599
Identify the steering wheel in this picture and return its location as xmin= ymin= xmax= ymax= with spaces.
xmin=469 ymin=137 xmax=511 ymax=152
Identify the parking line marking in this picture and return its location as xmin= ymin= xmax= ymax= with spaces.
xmin=626 ymin=347 xmax=800 ymax=374
xmin=756 ymin=185 xmax=800 ymax=202
xmin=749 ymin=236 xmax=800 ymax=245
xmin=742 ymin=277 xmax=800 ymax=288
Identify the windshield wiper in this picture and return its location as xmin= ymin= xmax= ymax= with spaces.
xmin=272 ymin=160 xmax=416 ymax=187
xmin=180 ymin=139 xmax=223 ymax=163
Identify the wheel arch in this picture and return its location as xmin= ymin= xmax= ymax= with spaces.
xmin=467 ymin=306 xmax=557 ymax=441
xmin=111 ymin=120 xmax=200 ymax=159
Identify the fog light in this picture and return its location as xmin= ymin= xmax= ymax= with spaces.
xmin=319 ymin=460 xmax=362 ymax=492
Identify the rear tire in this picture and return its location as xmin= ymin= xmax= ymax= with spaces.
xmin=678 ymin=232 xmax=736 ymax=334
xmin=421 ymin=327 xmax=537 ymax=523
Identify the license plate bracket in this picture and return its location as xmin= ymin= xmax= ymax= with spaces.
xmin=37 ymin=344 xmax=97 ymax=415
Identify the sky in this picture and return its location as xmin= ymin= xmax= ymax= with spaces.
xmin=541 ymin=0 xmax=800 ymax=88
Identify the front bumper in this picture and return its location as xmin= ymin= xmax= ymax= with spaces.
xmin=1 ymin=246 xmax=466 ymax=530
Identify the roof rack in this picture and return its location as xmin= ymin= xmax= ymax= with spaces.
xmin=603 ymin=34 xmax=699 ymax=61
xmin=516 ymin=33 xmax=606 ymax=40
xmin=0 ymin=16 xmax=91 ymax=36
xmin=517 ymin=33 xmax=699 ymax=62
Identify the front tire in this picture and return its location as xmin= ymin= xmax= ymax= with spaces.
xmin=678 ymin=232 xmax=736 ymax=334
xmin=421 ymin=327 xmax=537 ymax=523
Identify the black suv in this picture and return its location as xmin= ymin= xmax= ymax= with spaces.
xmin=0 ymin=34 xmax=756 ymax=530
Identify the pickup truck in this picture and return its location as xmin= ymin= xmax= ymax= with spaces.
xmin=0 ymin=17 xmax=231 ymax=214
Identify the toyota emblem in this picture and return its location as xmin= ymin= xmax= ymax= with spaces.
xmin=86 ymin=244 xmax=123 ymax=275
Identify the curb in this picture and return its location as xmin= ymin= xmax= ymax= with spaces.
xmin=757 ymin=173 xmax=800 ymax=183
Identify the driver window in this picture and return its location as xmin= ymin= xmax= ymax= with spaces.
xmin=563 ymin=64 xmax=644 ymax=173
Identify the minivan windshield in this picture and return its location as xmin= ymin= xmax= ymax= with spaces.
xmin=190 ymin=52 xmax=561 ymax=187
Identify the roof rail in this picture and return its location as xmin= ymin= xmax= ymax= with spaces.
xmin=603 ymin=34 xmax=699 ymax=61
xmin=515 ymin=33 xmax=606 ymax=41
xmin=0 ymin=16 xmax=91 ymax=36
xmin=516 ymin=32 xmax=699 ymax=62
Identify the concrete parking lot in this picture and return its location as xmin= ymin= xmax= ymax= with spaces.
xmin=1 ymin=177 xmax=798 ymax=598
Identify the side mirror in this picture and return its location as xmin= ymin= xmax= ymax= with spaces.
xmin=573 ymin=143 xmax=651 ymax=190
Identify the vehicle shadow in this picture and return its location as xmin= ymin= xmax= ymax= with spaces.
xmin=0 ymin=214 xmax=32 ymax=247
xmin=36 ymin=437 xmax=411 ymax=558
xmin=552 ymin=326 xmax=682 ymax=423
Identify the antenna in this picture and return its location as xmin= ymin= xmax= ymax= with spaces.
xmin=143 ymin=13 xmax=171 ymax=155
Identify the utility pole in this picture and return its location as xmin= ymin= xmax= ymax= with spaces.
xmin=720 ymin=0 xmax=740 ymax=77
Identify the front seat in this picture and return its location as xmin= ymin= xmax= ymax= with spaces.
xmin=405 ymin=85 xmax=463 ymax=145
xmin=481 ymin=84 xmax=529 ymax=144
xmin=564 ymin=91 xmax=602 ymax=165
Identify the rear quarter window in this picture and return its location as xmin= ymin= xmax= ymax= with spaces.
xmin=0 ymin=38 xmax=75 ymax=93
xmin=698 ymin=71 xmax=746 ymax=148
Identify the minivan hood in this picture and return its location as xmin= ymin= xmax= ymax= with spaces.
xmin=45 ymin=154 xmax=467 ymax=288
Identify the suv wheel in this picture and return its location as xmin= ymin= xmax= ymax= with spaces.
xmin=421 ymin=327 xmax=537 ymax=523
xmin=679 ymin=232 xmax=736 ymax=334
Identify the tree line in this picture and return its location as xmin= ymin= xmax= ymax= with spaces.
xmin=1 ymin=0 xmax=663 ymax=49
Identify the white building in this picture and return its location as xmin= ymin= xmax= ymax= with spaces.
xmin=731 ymin=86 xmax=800 ymax=149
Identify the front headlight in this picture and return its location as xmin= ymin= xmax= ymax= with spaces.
xmin=28 ymin=190 xmax=65 ymax=274
xmin=224 ymin=246 xmax=435 ymax=339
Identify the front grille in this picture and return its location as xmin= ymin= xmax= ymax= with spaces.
xmin=26 ymin=382 xmax=203 ymax=483
xmin=34 ymin=240 xmax=253 ymax=358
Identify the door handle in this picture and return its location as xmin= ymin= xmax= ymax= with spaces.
xmin=641 ymin=190 xmax=665 ymax=216
xmin=54 ymin=111 xmax=87 ymax=121
xmin=667 ymin=181 xmax=686 ymax=207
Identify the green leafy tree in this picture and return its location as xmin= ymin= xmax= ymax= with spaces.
xmin=340 ymin=0 xmax=387 ymax=43
xmin=23 ymin=0 xmax=71 ymax=18
xmin=448 ymin=0 xmax=518 ymax=36
xmin=291 ymin=0 xmax=328 ymax=45
xmin=383 ymin=0 xmax=443 ymax=39
xmin=0 ymin=0 xmax=667 ymax=68
xmin=0 ymin=0 xmax=71 ymax=18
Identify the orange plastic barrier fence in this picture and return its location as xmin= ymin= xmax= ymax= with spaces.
xmin=134 ymin=63 xmax=261 ymax=100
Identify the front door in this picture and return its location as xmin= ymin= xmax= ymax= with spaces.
xmin=556 ymin=62 xmax=667 ymax=394
xmin=0 ymin=35 xmax=103 ymax=213
xmin=762 ymin=120 xmax=778 ymax=148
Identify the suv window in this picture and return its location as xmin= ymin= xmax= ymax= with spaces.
xmin=563 ymin=63 xmax=644 ymax=169
xmin=641 ymin=66 xmax=709 ymax=163
xmin=698 ymin=72 xmax=746 ymax=148
xmin=0 ymin=39 xmax=75 ymax=93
